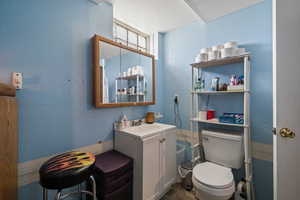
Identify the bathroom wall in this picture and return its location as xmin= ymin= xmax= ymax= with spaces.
xmin=0 ymin=0 xmax=162 ymax=199
xmin=160 ymin=0 xmax=273 ymax=199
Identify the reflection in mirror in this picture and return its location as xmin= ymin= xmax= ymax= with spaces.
xmin=99 ymin=41 xmax=121 ymax=103
xmin=93 ymin=35 xmax=155 ymax=108
xmin=114 ymin=48 xmax=153 ymax=103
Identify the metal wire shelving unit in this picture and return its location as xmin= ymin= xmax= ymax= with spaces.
xmin=190 ymin=54 xmax=255 ymax=200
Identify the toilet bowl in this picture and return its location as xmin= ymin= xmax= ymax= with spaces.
xmin=192 ymin=162 xmax=235 ymax=200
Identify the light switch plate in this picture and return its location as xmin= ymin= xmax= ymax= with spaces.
xmin=11 ymin=72 xmax=23 ymax=89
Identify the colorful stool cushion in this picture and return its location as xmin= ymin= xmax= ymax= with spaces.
xmin=39 ymin=151 xmax=95 ymax=189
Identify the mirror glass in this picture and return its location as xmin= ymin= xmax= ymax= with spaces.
xmin=96 ymin=38 xmax=154 ymax=106
xmin=99 ymin=41 xmax=121 ymax=103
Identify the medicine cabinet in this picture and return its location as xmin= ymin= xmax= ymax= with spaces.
xmin=93 ymin=35 xmax=156 ymax=108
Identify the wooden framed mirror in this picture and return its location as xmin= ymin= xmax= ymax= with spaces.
xmin=93 ymin=35 xmax=156 ymax=108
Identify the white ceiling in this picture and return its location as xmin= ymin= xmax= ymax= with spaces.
xmin=184 ymin=0 xmax=264 ymax=22
xmin=113 ymin=0 xmax=264 ymax=33
xmin=113 ymin=0 xmax=200 ymax=34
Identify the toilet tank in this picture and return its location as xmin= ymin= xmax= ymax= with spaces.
xmin=202 ymin=130 xmax=244 ymax=169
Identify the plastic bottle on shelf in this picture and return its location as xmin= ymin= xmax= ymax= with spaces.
xmin=230 ymin=75 xmax=237 ymax=86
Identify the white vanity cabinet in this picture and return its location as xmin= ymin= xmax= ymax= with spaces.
xmin=115 ymin=123 xmax=177 ymax=200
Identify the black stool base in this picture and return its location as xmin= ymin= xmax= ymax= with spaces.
xmin=43 ymin=176 xmax=97 ymax=200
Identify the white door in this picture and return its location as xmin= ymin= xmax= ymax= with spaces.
xmin=142 ymin=134 xmax=161 ymax=200
xmin=273 ymin=0 xmax=300 ymax=199
xmin=161 ymin=129 xmax=177 ymax=192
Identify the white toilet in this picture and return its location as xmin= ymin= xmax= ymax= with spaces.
xmin=192 ymin=130 xmax=244 ymax=200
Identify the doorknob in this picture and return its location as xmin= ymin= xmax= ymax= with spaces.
xmin=279 ymin=128 xmax=296 ymax=138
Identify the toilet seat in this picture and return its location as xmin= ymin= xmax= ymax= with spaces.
xmin=193 ymin=162 xmax=234 ymax=189
xmin=192 ymin=162 xmax=235 ymax=198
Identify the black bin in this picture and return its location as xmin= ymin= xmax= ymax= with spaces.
xmin=87 ymin=150 xmax=133 ymax=200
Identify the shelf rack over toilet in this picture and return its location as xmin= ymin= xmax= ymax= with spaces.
xmin=190 ymin=54 xmax=254 ymax=200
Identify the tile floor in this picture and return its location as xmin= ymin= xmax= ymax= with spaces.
xmin=161 ymin=183 xmax=235 ymax=200
xmin=161 ymin=184 xmax=197 ymax=200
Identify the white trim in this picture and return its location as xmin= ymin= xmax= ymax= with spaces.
xmin=272 ymin=0 xmax=278 ymax=199
xmin=18 ymin=140 xmax=113 ymax=187
xmin=18 ymin=134 xmax=273 ymax=188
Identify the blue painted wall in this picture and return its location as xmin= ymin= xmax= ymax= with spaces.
xmin=0 ymin=1 xmax=162 ymax=199
xmin=0 ymin=0 xmax=158 ymax=163
xmin=161 ymin=1 xmax=273 ymax=144
xmin=160 ymin=0 xmax=273 ymax=199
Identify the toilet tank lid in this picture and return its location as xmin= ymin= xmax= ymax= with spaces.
xmin=202 ymin=130 xmax=243 ymax=141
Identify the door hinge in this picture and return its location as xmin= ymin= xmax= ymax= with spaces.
xmin=272 ymin=128 xmax=277 ymax=135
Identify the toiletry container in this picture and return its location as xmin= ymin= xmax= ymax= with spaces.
xmin=207 ymin=110 xmax=215 ymax=120
xmin=145 ymin=112 xmax=155 ymax=124
xmin=211 ymin=77 xmax=220 ymax=91
xmin=198 ymin=111 xmax=207 ymax=120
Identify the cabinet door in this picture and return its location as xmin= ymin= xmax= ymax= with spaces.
xmin=142 ymin=134 xmax=162 ymax=200
xmin=162 ymin=129 xmax=177 ymax=192
xmin=0 ymin=97 xmax=18 ymax=200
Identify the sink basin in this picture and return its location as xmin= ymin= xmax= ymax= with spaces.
xmin=130 ymin=124 xmax=162 ymax=131
xmin=118 ymin=123 xmax=176 ymax=139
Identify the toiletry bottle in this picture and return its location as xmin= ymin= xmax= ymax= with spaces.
xmin=144 ymin=81 xmax=147 ymax=96
xmin=201 ymin=79 xmax=205 ymax=91
xmin=197 ymin=78 xmax=201 ymax=91
xmin=230 ymin=75 xmax=237 ymax=86
xmin=121 ymin=115 xmax=129 ymax=128
xmin=195 ymin=78 xmax=201 ymax=92
xmin=211 ymin=77 xmax=220 ymax=91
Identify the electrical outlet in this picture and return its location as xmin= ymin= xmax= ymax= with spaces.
xmin=11 ymin=72 xmax=23 ymax=89
xmin=174 ymin=94 xmax=179 ymax=104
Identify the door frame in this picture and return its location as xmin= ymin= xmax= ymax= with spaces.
xmin=272 ymin=0 xmax=277 ymax=199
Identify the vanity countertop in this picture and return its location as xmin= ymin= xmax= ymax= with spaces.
xmin=116 ymin=123 xmax=176 ymax=140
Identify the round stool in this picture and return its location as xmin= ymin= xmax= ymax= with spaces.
xmin=39 ymin=151 xmax=97 ymax=200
